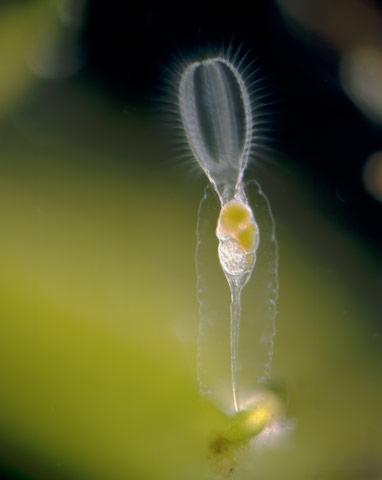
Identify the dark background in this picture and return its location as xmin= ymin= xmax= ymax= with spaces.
xmin=82 ymin=0 xmax=382 ymax=249
xmin=0 ymin=1 xmax=381 ymax=479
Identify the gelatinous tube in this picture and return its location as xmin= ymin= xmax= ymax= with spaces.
xmin=195 ymin=183 xmax=278 ymax=414
xmin=179 ymin=54 xmax=277 ymax=414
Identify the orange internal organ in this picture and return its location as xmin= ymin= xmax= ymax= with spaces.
xmin=218 ymin=201 xmax=257 ymax=252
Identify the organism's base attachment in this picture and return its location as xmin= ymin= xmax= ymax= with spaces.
xmin=209 ymin=389 xmax=285 ymax=474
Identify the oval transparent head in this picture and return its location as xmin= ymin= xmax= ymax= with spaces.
xmin=195 ymin=181 xmax=278 ymax=414
xmin=179 ymin=57 xmax=253 ymax=202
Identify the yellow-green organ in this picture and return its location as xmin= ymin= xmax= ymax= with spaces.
xmin=216 ymin=200 xmax=259 ymax=276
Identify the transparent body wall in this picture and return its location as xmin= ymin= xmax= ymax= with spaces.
xmin=178 ymin=55 xmax=287 ymax=450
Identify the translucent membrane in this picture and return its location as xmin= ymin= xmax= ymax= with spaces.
xmin=195 ymin=182 xmax=278 ymax=414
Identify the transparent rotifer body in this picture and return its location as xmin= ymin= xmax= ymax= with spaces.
xmin=179 ymin=54 xmax=278 ymax=414
xmin=196 ymin=181 xmax=278 ymax=414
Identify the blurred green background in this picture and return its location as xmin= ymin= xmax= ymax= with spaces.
xmin=0 ymin=1 xmax=381 ymax=479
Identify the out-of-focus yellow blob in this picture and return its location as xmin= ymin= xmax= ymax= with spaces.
xmin=217 ymin=390 xmax=283 ymax=446
xmin=246 ymin=404 xmax=273 ymax=430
